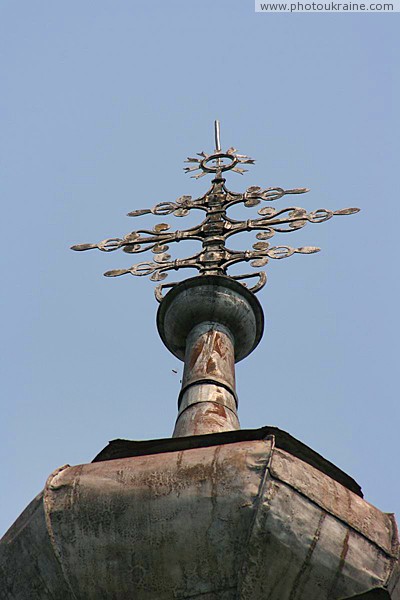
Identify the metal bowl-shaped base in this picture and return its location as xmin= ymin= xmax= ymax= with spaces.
xmin=156 ymin=275 xmax=264 ymax=362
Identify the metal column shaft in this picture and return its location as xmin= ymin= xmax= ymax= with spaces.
xmin=173 ymin=322 xmax=239 ymax=437
xmin=157 ymin=275 xmax=264 ymax=438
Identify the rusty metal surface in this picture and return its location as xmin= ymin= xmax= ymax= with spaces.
xmin=91 ymin=425 xmax=364 ymax=498
xmin=158 ymin=277 xmax=262 ymax=436
xmin=269 ymin=448 xmax=397 ymax=555
xmin=1 ymin=437 xmax=399 ymax=599
xmin=178 ymin=383 xmax=237 ymax=417
xmin=71 ymin=121 xmax=359 ymax=299
xmin=173 ymin=397 xmax=240 ymax=437
xmin=181 ymin=324 xmax=236 ymax=397
xmin=0 ymin=491 xmax=75 ymax=599
xmin=157 ymin=275 xmax=263 ymax=435
xmin=237 ymin=449 xmax=399 ymax=598
xmin=174 ymin=323 xmax=239 ymax=437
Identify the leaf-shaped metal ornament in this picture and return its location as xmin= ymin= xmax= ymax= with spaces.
xmin=288 ymin=208 xmax=307 ymax=219
xmin=246 ymin=186 xmax=262 ymax=194
xmin=334 ymin=207 xmax=360 ymax=216
xmin=71 ymin=243 xmax=97 ymax=251
xmin=152 ymin=244 xmax=169 ymax=254
xmin=150 ymin=271 xmax=168 ymax=282
xmin=104 ymin=268 xmax=129 ymax=277
xmin=153 ymin=223 xmax=170 ymax=232
xmin=127 ymin=208 xmax=151 ymax=217
xmin=153 ymin=253 xmax=171 ymax=263
xmin=256 ymin=230 xmax=275 ymax=240
xmin=122 ymin=244 xmax=141 ymax=254
xmin=289 ymin=220 xmax=307 ymax=230
xmin=244 ymin=198 xmax=261 ymax=208
xmin=251 ymin=257 xmax=269 ymax=267
xmin=174 ymin=208 xmax=189 ymax=217
xmin=239 ymin=158 xmax=255 ymax=165
xmin=297 ymin=246 xmax=320 ymax=254
xmin=176 ymin=195 xmax=192 ymax=205
xmin=124 ymin=232 xmax=140 ymax=242
xmin=288 ymin=187 xmax=309 ymax=195
xmin=252 ymin=242 xmax=270 ymax=251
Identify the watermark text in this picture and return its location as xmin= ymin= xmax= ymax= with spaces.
xmin=256 ymin=0 xmax=397 ymax=11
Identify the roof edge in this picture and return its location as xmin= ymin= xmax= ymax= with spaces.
xmin=92 ymin=425 xmax=363 ymax=498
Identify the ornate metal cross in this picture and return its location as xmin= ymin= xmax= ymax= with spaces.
xmin=72 ymin=121 xmax=359 ymax=300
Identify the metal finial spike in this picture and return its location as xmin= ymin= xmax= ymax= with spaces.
xmin=214 ymin=120 xmax=221 ymax=153
xmin=182 ymin=123 xmax=254 ymax=179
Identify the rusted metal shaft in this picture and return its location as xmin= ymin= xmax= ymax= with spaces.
xmin=173 ymin=323 xmax=239 ymax=437
xmin=157 ymin=275 xmax=264 ymax=438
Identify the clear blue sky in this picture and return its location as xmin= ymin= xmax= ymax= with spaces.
xmin=1 ymin=1 xmax=399 ymax=536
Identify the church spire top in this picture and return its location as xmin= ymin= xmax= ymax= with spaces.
xmin=71 ymin=122 xmax=359 ymax=436
xmin=71 ymin=121 xmax=359 ymax=301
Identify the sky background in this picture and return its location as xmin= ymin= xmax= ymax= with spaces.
xmin=1 ymin=1 xmax=399 ymax=536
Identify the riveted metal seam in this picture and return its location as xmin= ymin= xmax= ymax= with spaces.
xmin=178 ymin=378 xmax=238 ymax=408
xmin=288 ymin=511 xmax=327 ymax=600
xmin=235 ymin=434 xmax=276 ymax=599
xmin=384 ymin=513 xmax=400 ymax=590
xmin=326 ymin=528 xmax=351 ymax=598
xmin=176 ymin=399 xmax=240 ymax=420
xmin=43 ymin=465 xmax=79 ymax=600
xmin=266 ymin=469 xmax=398 ymax=559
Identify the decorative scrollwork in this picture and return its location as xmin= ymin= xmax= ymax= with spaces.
xmin=72 ymin=120 xmax=360 ymax=299
xmin=127 ymin=196 xmax=196 ymax=218
xmin=243 ymin=186 xmax=309 ymax=207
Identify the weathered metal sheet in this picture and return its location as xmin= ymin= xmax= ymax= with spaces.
xmin=44 ymin=439 xmax=270 ymax=600
xmin=92 ymin=426 xmax=364 ymax=498
xmin=173 ymin=393 xmax=240 ymax=437
xmin=1 ymin=436 xmax=398 ymax=599
xmin=0 ymin=491 xmax=75 ymax=599
xmin=238 ymin=444 xmax=399 ymax=599
xmin=270 ymin=448 xmax=396 ymax=555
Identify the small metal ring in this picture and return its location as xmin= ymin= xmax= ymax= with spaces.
xmin=200 ymin=153 xmax=238 ymax=173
